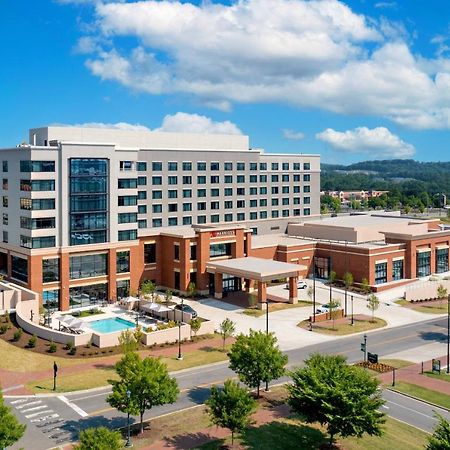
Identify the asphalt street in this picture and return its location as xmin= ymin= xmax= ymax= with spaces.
xmin=6 ymin=316 xmax=450 ymax=450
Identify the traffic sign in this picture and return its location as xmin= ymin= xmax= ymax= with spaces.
xmin=367 ymin=352 xmax=378 ymax=364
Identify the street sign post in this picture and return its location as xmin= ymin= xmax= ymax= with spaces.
xmin=432 ymin=358 xmax=441 ymax=374
xmin=367 ymin=352 xmax=378 ymax=364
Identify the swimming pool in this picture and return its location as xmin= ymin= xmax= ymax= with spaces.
xmin=89 ymin=317 xmax=136 ymax=334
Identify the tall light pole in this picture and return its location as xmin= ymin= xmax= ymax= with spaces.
xmin=329 ymin=240 xmax=333 ymax=303
xmin=312 ymin=257 xmax=316 ymax=323
xmin=265 ymin=299 xmax=269 ymax=392
xmin=1 ymin=289 xmax=4 ymax=312
xmin=177 ymin=299 xmax=184 ymax=361
xmin=351 ymin=295 xmax=354 ymax=326
xmin=447 ymin=294 xmax=450 ymax=374
xmin=344 ymin=240 xmax=348 ymax=317
xmin=125 ymin=389 xmax=132 ymax=447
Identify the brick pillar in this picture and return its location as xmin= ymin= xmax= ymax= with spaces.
xmin=130 ymin=244 xmax=143 ymax=295
xmin=214 ymin=272 xmax=223 ymax=299
xmin=197 ymin=231 xmax=210 ymax=293
xmin=180 ymin=239 xmax=191 ymax=293
xmin=289 ymin=276 xmax=298 ymax=304
xmin=257 ymin=281 xmax=267 ymax=309
xmin=108 ymin=249 xmax=117 ymax=301
xmin=60 ymin=253 xmax=70 ymax=311
xmin=430 ymin=245 xmax=436 ymax=274
xmin=233 ymin=229 xmax=245 ymax=258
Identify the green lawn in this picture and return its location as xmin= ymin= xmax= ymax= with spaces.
xmin=242 ymin=301 xmax=312 ymax=317
xmin=391 ymin=382 xmax=450 ymax=409
xmin=379 ymin=359 xmax=413 ymax=369
xmin=196 ymin=417 xmax=428 ymax=450
xmin=423 ymin=371 xmax=450 ymax=383
xmin=299 ymin=317 xmax=387 ymax=335
xmin=395 ymin=299 xmax=448 ymax=314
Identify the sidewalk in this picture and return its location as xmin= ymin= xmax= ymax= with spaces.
xmin=379 ymin=356 xmax=450 ymax=396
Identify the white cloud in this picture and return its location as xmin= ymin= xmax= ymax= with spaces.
xmin=61 ymin=0 xmax=450 ymax=129
xmin=316 ymin=126 xmax=415 ymax=158
xmin=53 ymin=112 xmax=242 ymax=135
xmin=282 ymin=129 xmax=305 ymax=140
xmin=374 ymin=2 xmax=397 ymax=9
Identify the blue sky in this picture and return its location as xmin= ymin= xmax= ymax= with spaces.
xmin=1 ymin=0 xmax=450 ymax=163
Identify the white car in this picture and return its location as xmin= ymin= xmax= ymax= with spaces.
xmin=316 ymin=304 xmax=331 ymax=314
xmin=285 ymin=280 xmax=308 ymax=289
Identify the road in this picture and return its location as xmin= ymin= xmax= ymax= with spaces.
xmin=6 ymin=316 xmax=450 ymax=450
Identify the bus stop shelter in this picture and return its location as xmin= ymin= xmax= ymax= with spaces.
xmin=206 ymin=256 xmax=306 ymax=309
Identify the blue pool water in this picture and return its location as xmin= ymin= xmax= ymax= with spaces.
xmin=89 ymin=317 xmax=135 ymax=334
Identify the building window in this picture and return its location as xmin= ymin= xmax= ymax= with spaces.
xmin=293 ymin=209 xmax=301 ymax=216
xmin=237 ymin=212 xmax=245 ymax=221
xmin=70 ymin=253 xmax=108 ymax=279
xmin=260 ymin=199 xmax=267 ymax=206
xmin=168 ymin=190 xmax=177 ymax=199
xmin=417 ymin=250 xmax=431 ymax=277
xmin=293 ymin=186 xmax=300 ymax=193
xmin=2 ymin=213 xmax=7 ymax=225
xmin=168 ymin=204 xmax=178 ymax=213
xmin=250 ymin=212 xmax=257 ymax=220
xmin=272 ymin=210 xmax=279 ymax=218
xmin=304 ymin=185 xmax=311 ymax=193
xmin=250 ymin=175 xmax=257 ymax=183
xmin=197 ymin=189 xmax=206 ymax=197
xmin=118 ymin=196 xmax=138 ymax=206
xmin=69 ymin=283 xmax=107 ymax=308
xmin=237 ymin=188 xmax=245 ymax=196
xmin=152 ymin=176 xmax=162 ymax=185
xmin=11 ymin=256 xmax=28 ymax=282
xmin=224 ymin=188 xmax=233 ymax=196
xmin=138 ymin=176 xmax=147 ymax=186
xmin=271 ymin=175 xmax=279 ymax=182
xmin=197 ymin=176 xmax=206 ymax=184
xmin=304 ymin=162 xmax=311 ymax=170
xmin=168 ymin=162 xmax=178 ymax=171
xmin=237 ymin=175 xmax=245 ymax=183
xmin=211 ymin=188 xmax=220 ymax=197
xmin=152 ymin=218 xmax=162 ymax=227
xmin=2 ymin=196 xmax=7 ymax=207
xmin=304 ymin=174 xmax=311 ymax=182
xmin=183 ymin=189 xmax=192 ymax=198
xmin=118 ymin=178 xmax=138 ymax=189
xmin=197 ymin=162 xmax=206 ymax=171
xmin=260 ymin=175 xmax=267 ymax=183
xmin=210 ymin=162 xmax=220 ymax=171
xmin=2 ymin=231 xmax=7 ymax=243
xmin=182 ymin=162 xmax=192 ymax=171
xmin=375 ymin=262 xmax=387 ymax=284
xmin=282 ymin=198 xmax=289 ymax=205
xmin=183 ymin=203 xmax=192 ymax=212
xmin=183 ymin=176 xmax=192 ymax=185
xmin=272 ymin=187 xmax=279 ymax=195
xmin=211 ymin=175 xmax=220 ymax=184
xmin=168 ymin=176 xmax=178 ymax=185
xmin=237 ymin=200 xmax=245 ymax=208
xmin=225 ymin=175 xmax=233 ymax=184
xmin=197 ymin=202 xmax=206 ymax=211
xmin=138 ymin=219 xmax=147 ymax=228
xmin=260 ymin=163 xmax=267 ymax=170
xmin=250 ymin=162 xmax=257 ymax=171
xmin=303 ymin=208 xmax=311 ymax=216
xmin=138 ymin=204 xmax=147 ymax=214
xmin=117 ymin=280 xmax=130 ymax=299
xmin=119 ymin=161 xmax=134 ymax=171
xmin=152 ymin=162 xmax=162 ymax=171
xmin=20 ymin=161 xmax=55 ymax=172
xmin=293 ymin=174 xmax=300 ymax=182
xmin=43 ymin=290 xmax=59 ymax=311
xmin=303 ymin=197 xmax=311 ymax=204
xmin=237 ymin=162 xmax=245 ymax=171
xmin=250 ymin=187 xmax=257 ymax=195
xmin=174 ymin=272 xmax=180 ymax=290
xmin=168 ymin=217 xmax=178 ymax=226
xmin=211 ymin=214 xmax=220 ymax=223
xmin=152 ymin=190 xmax=162 ymax=199
xmin=138 ymin=191 xmax=147 ymax=200
xmin=436 ymin=248 xmax=449 ymax=273
xmin=174 ymin=244 xmax=180 ymax=260
xmin=118 ymin=229 xmax=138 ymax=241
xmin=197 ymin=215 xmax=206 ymax=224
xmin=118 ymin=212 xmax=138 ymax=223
xmin=293 ymin=162 xmax=301 ymax=170
xmin=190 ymin=245 xmax=197 ymax=260
xmin=117 ymin=251 xmax=130 ymax=273
xmin=224 ymin=162 xmax=233 ymax=171
xmin=224 ymin=214 xmax=233 ymax=222
xmin=144 ymin=243 xmax=156 ymax=263
xmin=43 ymin=258 xmax=60 ymax=283
xmin=2 ymin=179 xmax=7 ymax=190
xmin=393 ymin=259 xmax=404 ymax=281
xmin=2 ymin=161 xmax=7 ymax=172
xmin=20 ymin=217 xmax=56 ymax=229
xmin=250 ymin=200 xmax=257 ymax=207
xmin=20 ymin=235 xmax=55 ymax=249
xmin=260 ymin=211 xmax=268 ymax=219
xmin=282 ymin=175 xmax=289 ymax=182
xmin=271 ymin=163 xmax=279 ymax=170
xmin=183 ymin=216 xmax=192 ymax=225
xmin=210 ymin=243 xmax=232 ymax=257
xmin=137 ymin=162 xmax=147 ymax=171
xmin=260 ymin=187 xmax=267 ymax=195
xmin=20 ymin=198 xmax=55 ymax=210
xmin=211 ymin=201 xmax=220 ymax=210
xmin=282 ymin=162 xmax=289 ymax=170
xmin=152 ymin=204 xmax=163 ymax=214
xmin=272 ymin=198 xmax=279 ymax=206
xmin=20 ymin=179 xmax=55 ymax=191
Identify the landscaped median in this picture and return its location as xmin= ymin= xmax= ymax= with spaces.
xmin=396 ymin=298 xmax=448 ymax=314
xmin=298 ymin=314 xmax=387 ymax=335
xmin=241 ymin=301 xmax=312 ymax=317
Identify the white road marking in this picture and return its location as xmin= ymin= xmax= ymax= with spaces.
xmin=21 ymin=405 xmax=48 ymax=413
xmin=58 ymin=395 xmax=88 ymax=418
xmin=30 ymin=413 xmax=59 ymax=423
xmin=10 ymin=399 xmax=28 ymax=405
xmin=25 ymin=409 xmax=54 ymax=419
xmin=385 ymin=400 xmax=434 ymax=420
xmin=68 ymin=391 xmax=110 ymax=402
xmin=16 ymin=400 xmax=42 ymax=409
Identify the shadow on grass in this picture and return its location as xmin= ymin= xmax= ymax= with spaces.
xmin=241 ymin=421 xmax=326 ymax=450
xmin=165 ymin=431 xmax=220 ymax=449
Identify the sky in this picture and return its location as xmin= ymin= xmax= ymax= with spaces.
xmin=1 ymin=0 xmax=450 ymax=163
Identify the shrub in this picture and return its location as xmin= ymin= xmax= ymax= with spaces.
xmin=69 ymin=346 xmax=77 ymax=356
xmin=0 ymin=324 xmax=7 ymax=334
xmin=49 ymin=341 xmax=57 ymax=353
xmin=28 ymin=335 xmax=37 ymax=348
xmin=12 ymin=329 xmax=23 ymax=342
xmin=167 ymin=320 xmax=177 ymax=328
xmin=65 ymin=341 xmax=74 ymax=351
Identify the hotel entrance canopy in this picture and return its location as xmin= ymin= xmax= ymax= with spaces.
xmin=206 ymin=256 xmax=305 ymax=282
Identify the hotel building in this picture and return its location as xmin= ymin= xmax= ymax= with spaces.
xmin=0 ymin=126 xmax=320 ymax=311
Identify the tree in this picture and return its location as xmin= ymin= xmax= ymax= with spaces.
xmin=140 ymin=280 xmax=156 ymax=301
xmin=190 ymin=317 xmax=201 ymax=339
xmin=107 ymin=352 xmax=179 ymax=433
xmin=228 ymin=330 xmax=288 ymax=397
xmin=343 ymin=272 xmax=353 ymax=291
xmin=367 ymin=294 xmax=380 ymax=323
xmin=307 ymin=286 xmax=313 ymax=302
xmin=427 ymin=413 xmax=450 ymax=450
xmin=0 ymin=390 xmax=26 ymax=449
xmin=361 ymin=277 xmax=371 ymax=295
xmin=437 ymin=284 xmax=448 ymax=307
xmin=206 ymin=379 xmax=257 ymax=444
xmin=118 ymin=329 xmax=138 ymax=354
xmin=187 ymin=282 xmax=197 ymax=299
xmin=329 ymin=270 xmax=337 ymax=285
xmin=74 ymin=427 xmax=123 ymax=450
xmin=164 ymin=289 xmax=173 ymax=308
xmin=219 ymin=318 xmax=236 ymax=351
xmin=288 ymin=353 xmax=385 ymax=447
xmin=328 ymin=298 xmax=341 ymax=330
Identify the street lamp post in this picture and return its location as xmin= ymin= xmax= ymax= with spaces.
xmin=1 ymin=289 xmax=4 ymax=312
xmin=351 ymin=295 xmax=354 ymax=326
xmin=329 ymin=240 xmax=333 ymax=303
xmin=447 ymin=294 xmax=450 ymax=374
xmin=265 ymin=299 xmax=269 ymax=392
xmin=312 ymin=257 xmax=316 ymax=323
xmin=125 ymin=389 xmax=132 ymax=447
xmin=177 ymin=299 xmax=184 ymax=361
xmin=363 ymin=334 xmax=367 ymax=363
xmin=344 ymin=241 xmax=348 ymax=317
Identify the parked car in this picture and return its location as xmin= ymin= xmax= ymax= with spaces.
xmin=285 ymin=280 xmax=308 ymax=290
xmin=316 ymin=304 xmax=331 ymax=314
xmin=174 ymin=303 xmax=198 ymax=318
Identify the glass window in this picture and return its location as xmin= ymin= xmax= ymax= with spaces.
xmin=237 ymin=212 xmax=245 ymax=221
xmin=20 ymin=179 xmax=55 ymax=191
xmin=197 ymin=189 xmax=206 ymax=197
xmin=393 ymin=259 xmax=404 ymax=281
xmin=293 ymin=162 xmax=301 ymax=170
xmin=260 ymin=175 xmax=267 ymax=182
xmin=271 ymin=175 xmax=279 ymax=182
xmin=190 ymin=245 xmax=197 ymax=260
xmin=282 ymin=198 xmax=289 ymax=205
xmin=2 ymin=178 xmax=7 ymax=190
xmin=211 ymin=175 xmax=220 ymax=184
xmin=282 ymin=186 xmax=289 ymax=194
xmin=260 ymin=211 xmax=268 ymax=219
xmin=116 ymin=251 xmax=130 ymax=273
xmin=197 ymin=176 xmax=206 ymax=184
xmin=303 ymin=208 xmax=311 ymax=216
xmin=69 ymin=283 xmax=107 ymax=308
xmin=237 ymin=200 xmax=245 ymax=208
xmin=20 ymin=217 xmax=56 ymax=229
xmin=250 ymin=199 xmax=257 ymax=207
xmin=138 ymin=191 xmax=147 ymax=200
xmin=43 ymin=290 xmax=59 ymax=311
xmin=237 ymin=188 xmax=245 ymax=195
xmin=118 ymin=196 xmax=138 ymax=207
xmin=152 ymin=218 xmax=162 ymax=227
xmin=250 ymin=187 xmax=257 ymax=195
xmin=210 ymin=243 xmax=232 ymax=257
xmin=250 ymin=212 xmax=257 ymax=220
xmin=20 ymin=161 xmax=55 ymax=172
xmin=119 ymin=161 xmax=134 ymax=171
xmin=271 ymin=163 xmax=279 ymax=170
xmin=375 ymin=262 xmax=387 ymax=284
xmin=182 ymin=162 xmax=192 ymax=171
xmin=272 ymin=186 xmax=279 ymax=194
xmin=282 ymin=209 xmax=289 ymax=217
xmin=224 ymin=162 xmax=233 ymax=171
xmin=260 ymin=199 xmax=267 ymax=206
xmin=224 ymin=188 xmax=233 ymax=196
xmin=118 ymin=212 xmax=138 ymax=223
xmin=138 ymin=176 xmax=147 ymax=186
xmin=293 ymin=174 xmax=300 ymax=182
xmin=237 ymin=175 xmax=245 ymax=183
xmin=174 ymin=244 xmax=180 ymax=260
xmin=20 ymin=198 xmax=55 ymax=210
xmin=282 ymin=162 xmax=289 ymax=170
xmin=211 ymin=201 xmax=220 ymax=210
xmin=211 ymin=188 xmax=220 ymax=197
xmin=71 ymin=212 xmax=107 ymax=231
xmin=168 ymin=162 xmax=178 ymax=171
xmin=436 ymin=248 xmax=449 ymax=273
xmin=168 ymin=217 xmax=178 ymax=226
xmin=250 ymin=162 xmax=257 ymax=171
xmin=260 ymin=163 xmax=267 ymax=170
xmin=250 ymin=175 xmax=257 ymax=183
xmin=138 ymin=219 xmax=147 ymax=228
xmin=237 ymin=162 xmax=245 ymax=171
xmin=152 ymin=204 xmax=163 ymax=213
xmin=168 ymin=203 xmax=178 ymax=212
xmin=304 ymin=185 xmax=311 ymax=193
xmin=118 ymin=178 xmax=138 ymax=189
xmin=117 ymin=280 xmax=130 ymax=299
xmin=225 ymin=200 xmax=233 ymax=209
xmin=183 ymin=203 xmax=192 ymax=212
xmin=294 ymin=197 xmax=300 ymax=205
xmin=168 ymin=176 xmax=178 ymax=185
xmin=225 ymin=175 xmax=233 ymax=184
xmin=304 ymin=197 xmax=311 ymax=205
xmin=304 ymin=162 xmax=311 ymax=170
xmin=152 ymin=176 xmax=162 ymax=185
xmin=152 ymin=190 xmax=162 ymax=199
xmin=260 ymin=187 xmax=267 ymax=194
xmin=197 ymin=202 xmax=206 ymax=210
xmin=152 ymin=162 xmax=162 ymax=171
xmin=43 ymin=258 xmax=60 ymax=283
xmin=272 ymin=210 xmax=279 ymax=218
xmin=211 ymin=162 xmax=220 ymax=171
xmin=183 ymin=216 xmax=192 ymax=225
xmin=137 ymin=162 xmax=147 ymax=171
xmin=2 ymin=161 xmax=7 ymax=172
xmin=303 ymin=174 xmax=311 ymax=182
xmin=70 ymin=158 xmax=108 ymax=176
xmin=144 ymin=243 xmax=156 ymax=263
xmin=2 ymin=213 xmax=7 ymax=225
xmin=183 ymin=189 xmax=192 ymax=198
xmin=118 ymin=229 xmax=138 ymax=241
xmin=21 ymin=235 xmax=55 ymax=249
xmin=11 ymin=256 xmax=28 ymax=282
xmin=197 ymin=215 xmax=206 ymax=224
xmin=293 ymin=186 xmax=300 ymax=193
xmin=211 ymin=214 xmax=220 ymax=223
xmin=293 ymin=209 xmax=301 ymax=216
xmin=197 ymin=162 xmax=206 ymax=171
xmin=2 ymin=196 xmax=7 ymax=207
xmin=272 ymin=198 xmax=279 ymax=206
xmin=282 ymin=175 xmax=289 ymax=182
xmin=224 ymin=214 xmax=233 ymax=222
xmin=182 ymin=176 xmax=192 ymax=185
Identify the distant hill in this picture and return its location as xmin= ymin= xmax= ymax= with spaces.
xmin=321 ymin=159 xmax=450 ymax=196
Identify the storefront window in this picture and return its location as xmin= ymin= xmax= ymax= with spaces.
xmin=116 ymin=280 xmax=130 ymax=299
xmin=116 ymin=251 xmax=130 ymax=273
xmin=69 ymin=283 xmax=107 ymax=308
xmin=375 ymin=262 xmax=387 ymax=284
xmin=43 ymin=290 xmax=60 ymax=311
xmin=392 ymin=260 xmax=404 ymax=281
xmin=69 ymin=253 xmax=108 ymax=279
xmin=43 ymin=258 xmax=59 ymax=283
xmin=417 ymin=250 xmax=431 ymax=277
xmin=436 ymin=248 xmax=449 ymax=274
xmin=210 ymin=243 xmax=232 ymax=257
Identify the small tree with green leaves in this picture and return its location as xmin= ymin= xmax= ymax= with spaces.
xmin=288 ymin=353 xmax=385 ymax=447
xmin=329 ymin=270 xmax=337 ymax=285
xmin=206 ymin=379 xmax=257 ymax=444
xmin=361 ymin=277 xmax=371 ymax=295
xmin=140 ymin=280 xmax=156 ymax=301
xmin=427 ymin=413 xmax=450 ymax=450
xmin=328 ymin=298 xmax=341 ymax=330
xmin=187 ymin=282 xmax=197 ymax=299
xmin=219 ymin=318 xmax=236 ymax=351
xmin=228 ymin=329 xmax=288 ymax=397
xmin=0 ymin=389 xmax=26 ymax=449
xmin=437 ymin=284 xmax=448 ymax=307
xmin=367 ymin=294 xmax=380 ymax=323
xmin=343 ymin=272 xmax=354 ymax=291
xmin=107 ymin=352 xmax=179 ymax=434
xmin=74 ymin=427 xmax=123 ymax=450
xmin=164 ymin=289 xmax=173 ymax=308
xmin=190 ymin=317 xmax=201 ymax=339
xmin=118 ymin=329 xmax=138 ymax=354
